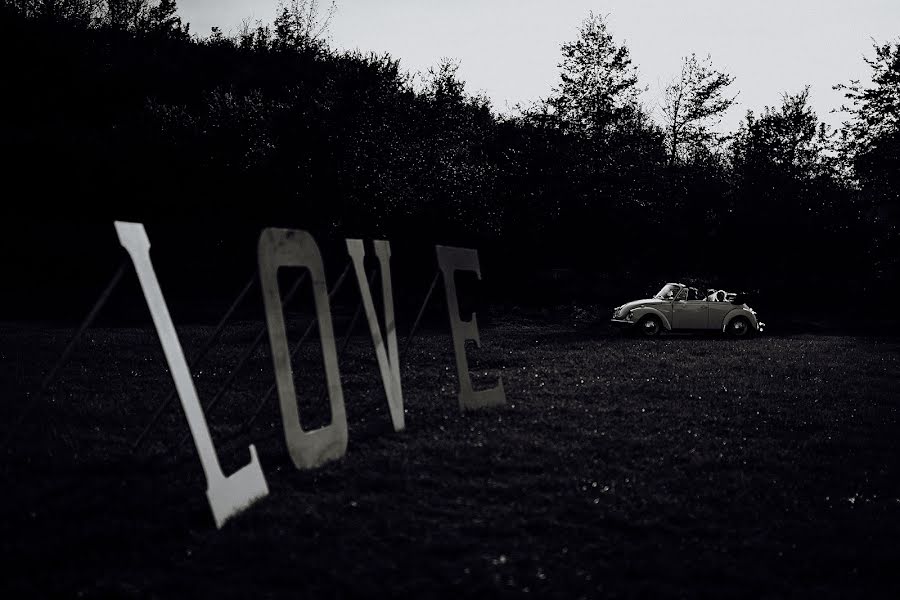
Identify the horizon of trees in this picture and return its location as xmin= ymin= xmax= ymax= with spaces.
xmin=1 ymin=0 xmax=898 ymax=317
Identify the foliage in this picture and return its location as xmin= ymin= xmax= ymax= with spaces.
xmin=0 ymin=3 xmax=893 ymax=310
xmin=273 ymin=0 xmax=336 ymax=51
xmin=725 ymin=88 xmax=861 ymax=288
xmin=730 ymin=87 xmax=835 ymax=183
xmin=662 ymin=53 xmax=736 ymax=164
xmin=836 ymin=40 xmax=900 ymax=283
xmin=546 ymin=12 xmax=642 ymax=138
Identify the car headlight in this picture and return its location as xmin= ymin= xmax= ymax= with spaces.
xmin=625 ymin=310 xmax=635 ymax=321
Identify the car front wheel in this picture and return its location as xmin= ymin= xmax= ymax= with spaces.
xmin=638 ymin=315 xmax=662 ymax=337
xmin=726 ymin=316 xmax=752 ymax=338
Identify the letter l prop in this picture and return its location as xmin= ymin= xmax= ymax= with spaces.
xmin=115 ymin=221 xmax=269 ymax=528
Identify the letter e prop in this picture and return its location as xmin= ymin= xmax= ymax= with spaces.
xmin=435 ymin=245 xmax=506 ymax=411
xmin=114 ymin=221 xmax=268 ymax=529
xmin=258 ymin=228 xmax=348 ymax=469
xmin=346 ymin=239 xmax=404 ymax=431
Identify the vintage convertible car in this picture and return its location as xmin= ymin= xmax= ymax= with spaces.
xmin=611 ymin=283 xmax=764 ymax=337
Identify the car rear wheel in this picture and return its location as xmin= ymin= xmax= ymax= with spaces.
xmin=638 ymin=315 xmax=662 ymax=337
xmin=726 ymin=316 xmax=752 ymax=338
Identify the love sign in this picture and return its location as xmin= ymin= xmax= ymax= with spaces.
xmin=115 ymin=222 xmax=506 ymax=527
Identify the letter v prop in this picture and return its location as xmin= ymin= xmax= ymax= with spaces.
xmin=115 ymin=222 xmax=268 ymax=528
xmin=346 ymin=239 xmax=404 ymax=431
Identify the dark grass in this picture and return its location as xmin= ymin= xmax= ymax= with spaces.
xmin=1 ymin=319 xmax=899 ymax=598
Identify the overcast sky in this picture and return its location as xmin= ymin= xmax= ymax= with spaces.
xmin=177 ymin=0 xmax=899 ymax=132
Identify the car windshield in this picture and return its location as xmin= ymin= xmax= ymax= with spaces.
xmin=654 ymin=284 xmax=681 ymax=300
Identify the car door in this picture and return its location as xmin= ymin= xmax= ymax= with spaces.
xmin=670 ymin=288 xmax=707 ymax=329
xmin=673 ymin=298 xmax=709 ymax=329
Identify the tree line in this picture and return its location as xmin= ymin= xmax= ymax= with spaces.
xmin=1 ymin=1 xmax=897 ymax=317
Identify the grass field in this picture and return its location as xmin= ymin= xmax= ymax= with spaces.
xmin=1 ymin=317 xmax=899 ymax=598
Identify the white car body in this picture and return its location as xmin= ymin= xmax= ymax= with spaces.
xmin=611 ymin=283 xmax=764 ymax=337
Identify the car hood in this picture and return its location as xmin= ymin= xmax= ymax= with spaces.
xmin=614 ymin=298 xmax=667 ymax=317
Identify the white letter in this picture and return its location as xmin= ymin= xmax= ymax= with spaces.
xmin=258 ymin=228 xmax=348 ymax=469
xmin=435 ymin=245 xmax=506 ymax=411
xmin=346 ymin=239 xmax=404 ymax=431
xmin=115 ymin=221 xmax=268 ymax=529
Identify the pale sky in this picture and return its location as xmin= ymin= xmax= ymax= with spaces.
xmin=177 ymin=0 xmax=900 ymax=132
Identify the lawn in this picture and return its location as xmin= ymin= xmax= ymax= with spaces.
xmin=1 ymin=318 xmax=899 ymax=598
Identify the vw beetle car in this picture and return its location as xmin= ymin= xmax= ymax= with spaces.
xmin=611 ymin=283 xmax=764 ymax=337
